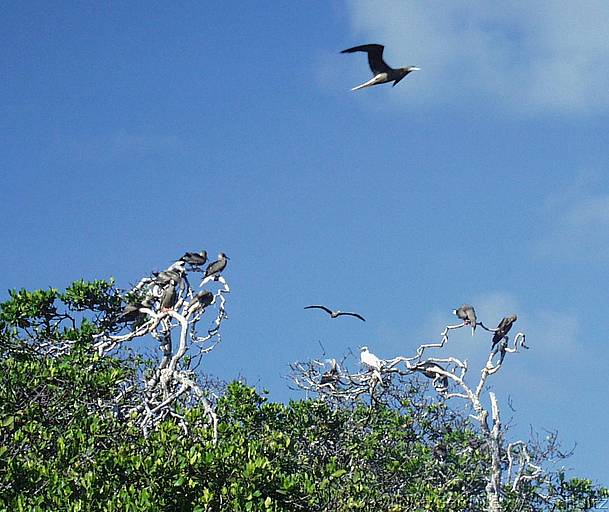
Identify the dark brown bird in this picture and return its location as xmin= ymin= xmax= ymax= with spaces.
xmin=186 ymin=290 xmax=214 ymax=316
xmin=153 ymin=264 xmax=185 ymax=286
xmin=304 ymin=305 xmax=366 ymax=322
xmin=492 ymin=315 xmax=517 ymax=348
xmin=412 ymin=361 xmax=449 ymax=390
xmin=180 ymin=250 xmax=207 ymax=267
xmin=320 ymin=359 xmax=340 ymax=386
xmin=117 ymin=298 xmax=152 ymax=323
xmin=341 ymin=44 xmax=420 ymax=91
xmin=453 ymin=304 xmax=477 ymax=335
xmin=159 ymin=281 xmax=178 ymax=311
xmin=204 ymin=252 xmax=229 ymax=279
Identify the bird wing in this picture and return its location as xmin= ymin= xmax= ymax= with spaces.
xmin=205 ymin=259 xmax=225 ymax=277
xmin=341 ymin=44 xmax=392 ymax=75
xmin=304 ymin=305 xmax=334 ymax=316
xmin=466 ymin=308 xmax=477 ymax=325
xmin=336 ymin=311 xmax=366 ymax=322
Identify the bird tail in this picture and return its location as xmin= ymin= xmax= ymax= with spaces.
xmin=350 ymin=75 xmax=382 ymax=91
xmin=351 ymin=82 xmax=370 ymax=92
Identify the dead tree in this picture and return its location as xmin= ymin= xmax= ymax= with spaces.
xmin=93 ymin=251 xmax=230 ymax=441
xmin=291 ymin=308 xmax=536 ymax=512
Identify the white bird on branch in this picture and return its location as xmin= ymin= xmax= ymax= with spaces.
xmin=360 ymin=346 xmax=383 ymax=371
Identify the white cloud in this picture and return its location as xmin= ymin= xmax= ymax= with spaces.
xmin=535 ymin=190 xmax=609 ymax=260
xmin=345 ymin=1 xmax=609 ymax=114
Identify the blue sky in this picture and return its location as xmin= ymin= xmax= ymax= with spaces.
xmin=2 ymin=1 xmax=609 ymax=485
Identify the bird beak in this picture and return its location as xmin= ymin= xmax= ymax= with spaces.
xmin=411 ymin=67 xmax=421 ymax=71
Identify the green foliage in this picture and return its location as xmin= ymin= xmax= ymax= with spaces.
xmin=0 ymin=282 xmax=606 ymax=511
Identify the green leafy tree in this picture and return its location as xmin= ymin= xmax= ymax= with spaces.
xmin=0 ymin=278 xmax=606 ymax=511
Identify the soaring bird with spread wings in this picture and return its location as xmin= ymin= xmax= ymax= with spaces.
xmin=341 ymin=44 xmax=420 ymax=91
xmin=304 ymin=305 xmax=366 ymax=322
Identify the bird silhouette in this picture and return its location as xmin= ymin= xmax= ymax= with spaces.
xmin=492 ymin=315 xmax=517 ymax=348
xmin=304 ymin=305 xmax=366 ymax=322
xmin=453 ymin=304 xmax=477 ymax=335
xmin=341 ymin=44 xmax=420 ymax=91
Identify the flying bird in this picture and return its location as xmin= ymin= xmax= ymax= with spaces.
xmin=180 ymin=251 xmax=207 ymax=267
xmin=204 ymin=253 xmax=229 ymax=280
xmin=453 ymin=304 xmax=477 ymax=335
xmin=360 ymin=346 xmax=383 ymax=371
xmin=492 ymin=315 xmax=517 ymax=348
xmin=304 ymin=305 xmax=366 ymax=322
xmin=341 ymin=44 xmax=420 ymax=91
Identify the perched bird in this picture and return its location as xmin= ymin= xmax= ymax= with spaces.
xmin=117 ymin=298 xmax=152 ymax=323
xmin=341 ymin=44 xmax=420 ymax=91
xmin=304 ymin=305 xmax=366 ymax=322
xmin=159 ymin=281 xmax=178 ymax=311
xmin=153 ymin=268 xmax=184 ymax=286
xmin=453 ymin=304 xmax=477 ymax=335
xmin=412 ymin=361 xmax=449 ymax=390
xmin=167 ymin=260 xmax=186 ymax=273
xmin=492 ymin=315 xmax=517 ymax=348
xmin=204 ymin=253 xmax=229 ymax=280
xmin=320 ymin=359 xmax=340 ymax=386
xmin=360 ymin=346 xmax=383 ymax=371
xmin=180 ymin=251 xmax=207 ymax=267
xmin=186 ymin=290 xmax=214 ymax=316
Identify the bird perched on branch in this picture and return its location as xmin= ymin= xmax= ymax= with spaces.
xmin=203 ymin=253 xmax=229 ymax=281
xmin=360 ymin=346 xmax=383 ymax=371
xmin=412 ymin=361 xmax=449 ymax=391
xmin=304 ymin=305 xmax=366 ymax=322
xmin=180 ymin=250 xmax=207 ymax=268
xmin=341 ymin=44 xmax=420 ymax=91
xmin=117 ymin=298 xmax=153 ymax=324
xmin=492 ymin=315 xmax=517 ymax=348
xmin=153 ymin=266 xmax=185 ymax=286
xmin=320 ymin=358 xmax=340 ymax=386
xmin=453 ymin=304 xmax=477 ymax=335
xmin=186 ymin=290 xmax=214 ymax=316
xmin=159 ymin=280 xmax=178 ymax=311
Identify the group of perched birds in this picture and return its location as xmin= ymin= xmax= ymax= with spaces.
xmin=452 ymin=303 xmax=518 ymax=350
xmin=117 ymin=251 xmax=229 ymax=323
xmin=314 ymin=302 xmax=519 ymax=390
